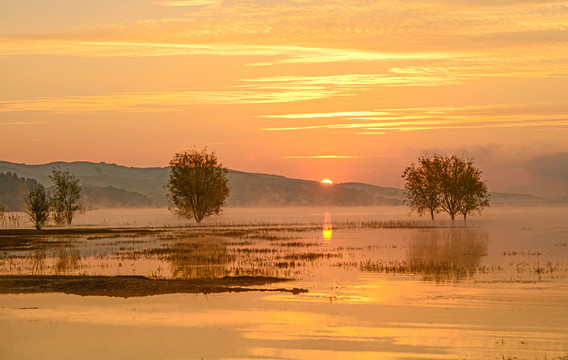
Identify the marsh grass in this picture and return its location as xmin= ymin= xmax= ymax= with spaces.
xmin=1 ymin=223 xmax=567 ymax=284
xmin=358 ymin=259 xmax=501 ymax=283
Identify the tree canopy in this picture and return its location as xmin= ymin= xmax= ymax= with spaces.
xmin=24 ymin=184 xmax=51 ymax=230
xmin=402 ymin=156 xmax=442 ymax=220
xmin=166 ymin=148 xmax=230 ymax=223
xmin=50 ymin=168 xmax=82 ymax=225
xmin=402 ymin=155 xmax=490 ymax=220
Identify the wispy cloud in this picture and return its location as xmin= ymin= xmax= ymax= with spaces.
xmin=154 ymin=0 xmax=219 ymax=7
xmin=260 ymin=103 xmax=568 ymax=133
xmin=281 ymin=155 xmax=365 ymax=159
xmin=22 ymin=0 xmax=565 ymax=53
xmin=0 ymin=88 xmax=343 ymax=113
xmin=0 ymin=121 xmax=48 ymax=126
xmin=261 ymin=111 xmax=388 ymax=119
xmin=0 ymin=38 xmax=458 ymax=65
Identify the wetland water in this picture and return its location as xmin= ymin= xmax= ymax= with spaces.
xmin=1 ymin=206 xmax=567 ymax=359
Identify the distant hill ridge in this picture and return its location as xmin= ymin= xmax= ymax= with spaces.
xmin=0 ymin=161 xmax=565 ymax=209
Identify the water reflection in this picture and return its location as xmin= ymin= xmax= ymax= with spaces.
xmin=31 ymin=248 xmax=47 ymax=275
xmin=55 ymin=248 xmax=81 ymax=275
xmin=360 ymin=228 xmax=489 ymax=283
xmin=323 ymin=211 xmax=332 ymax=242
xmin=407 ymin=228 xmax=489 ymax=283
xmin=169 ymin=236 xmax=230 ymax=279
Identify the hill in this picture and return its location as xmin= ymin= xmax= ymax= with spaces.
xmin=0 ymin=172 xmax=39 ymax=211
xmin=226 ymin=170 xmax=403 ymax=206
xmin=0 ymin=161 xmax=168 ymax=204
xmin=1 ymin=161 xmax=565 ymax=208
xmin=0 ymin=171 xmax=154 ymax=211
xmin=0 ymin=161 xmax=404 ymax=207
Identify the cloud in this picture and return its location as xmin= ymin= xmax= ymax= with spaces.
xmin=262 ymin=111 xmax=389 ymax=119
xmin=21 ymin=0 xmax=565 ymax=53
xmin=528 ymin=152 xmax=568 ymax=184
xmin=0 ymin=88 xmax=343 ymax=113
xmin=0 ymin=38 xmax=458 ymax=65
xmin=0 ymin=121 xmax=48 ymax=126
xmin=245 ymin=73 xmax=463 ymax=89
xmin=259 ymin=103 xmax=568 ymax=133
xmin=154 ymin=0 xmax=220 ymax=6
xmin=281 ymin=155 xmax=364 ymax=159
xmin=404 ymin=146 xmax=568 ymax=196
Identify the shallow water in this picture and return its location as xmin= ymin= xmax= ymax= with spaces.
xmin=1 ymin=206 xmax=568 ymax=359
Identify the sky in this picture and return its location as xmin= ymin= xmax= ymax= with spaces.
xmin=1 ymin=0 xmax=567 ymax=196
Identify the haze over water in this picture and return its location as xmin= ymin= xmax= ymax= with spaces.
xmin=1 ymin=206 xmax=567 ymax=359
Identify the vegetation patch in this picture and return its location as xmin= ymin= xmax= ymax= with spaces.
xmin=0 ymin=275 xmax=307 ymax=298
xmin=0 ymin=227 xmax=162 ymax=237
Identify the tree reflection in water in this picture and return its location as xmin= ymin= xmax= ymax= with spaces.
xmin=408 ymin=228 xmax=489 ymax=283
xmin=31 ymin=248 xmax=46 ymax=275
xmin=169 ymin=236 xmax=231 ymax=279
xmin=360 ymin=228 xmax=489 ymax=283
xmin=54 ymin=248 xmax=81 ymax=275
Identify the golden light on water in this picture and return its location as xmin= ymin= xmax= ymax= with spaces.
xmin=320 ymin=179 xmax=333 ymax=184
xmin=323 ymin=211 xmax=332 ymax=241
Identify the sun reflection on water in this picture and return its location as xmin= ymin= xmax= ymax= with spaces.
xmin=323 ymin=211 xmax=332 ymax=242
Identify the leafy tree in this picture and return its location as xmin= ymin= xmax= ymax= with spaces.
xmin=25 ymin=184 xmax=51 ymax=230
xmin=456 ymin=160 xmax=490 ymax=220
xmin=436 ymin=155 xmax=465 ymax=221
xmin=50 ymin=168 xmax=82 ymax=225
xmin=402 ymin=156 xmax=443 ymax=220
xmin=402 ymin=155 xmax=490 ymax=221
xmin=436 ymin=155 xmax=490 ymax=220
xmin=166 ymin=148 xmax=230 ymax=223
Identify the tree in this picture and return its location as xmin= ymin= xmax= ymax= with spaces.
xmin=25 ymin=184 xmax=51 ymax=230
xmin=166 ymin=148 xmax=230 ymax=223
xmin=50 ymin=168 xmax=82 ymax=225
xmin=402 ymin=155 xmax=490 ymax=221
xmin=436 ymin=155 xmax=464 ymax=221
xmin=402 ymin=155 xmax=443 ymax=220
xmin=456 ymin=160 xmax=490 ymax=220
xmin=437 ymin=155 xmax=490 ymax=220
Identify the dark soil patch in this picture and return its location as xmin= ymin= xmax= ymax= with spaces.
xmin=0 ymin=228 xmax=161 ymax=237
xmin=0 ymin=275 xmax=307 ymax=298
xmin=0 ymin=228 xmax=163 ymax=250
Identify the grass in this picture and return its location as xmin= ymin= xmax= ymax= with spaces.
xmin=1 ymin=223 xmax=567 ymax=288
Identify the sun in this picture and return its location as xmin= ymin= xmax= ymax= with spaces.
xmin=320 ymin=179 xmax=333 ymax=184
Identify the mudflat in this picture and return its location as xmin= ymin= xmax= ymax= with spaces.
xmin=0 ymin=275 xmax=306 ymax=297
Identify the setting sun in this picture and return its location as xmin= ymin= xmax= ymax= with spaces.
xmin=320 ymin=179 xmax=333 ymax=184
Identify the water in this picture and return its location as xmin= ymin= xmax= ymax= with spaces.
xmin=1 ymin=206 xmax=567 ymax=359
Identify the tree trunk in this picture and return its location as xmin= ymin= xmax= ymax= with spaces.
xmin=430 ymin=209 xmax=434 ymax=220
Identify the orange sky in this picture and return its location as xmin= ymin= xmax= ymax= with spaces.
xmin=1 ymin=0 xmax=567 ymax=196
